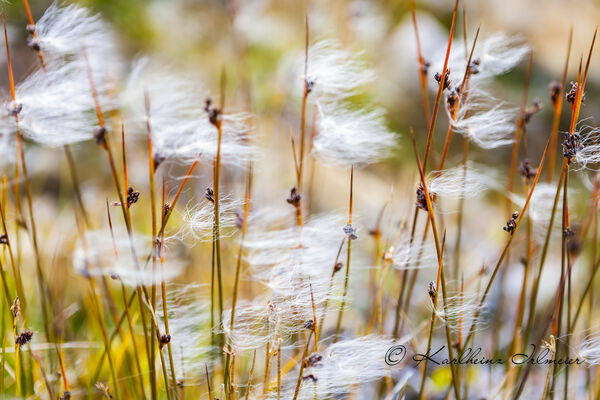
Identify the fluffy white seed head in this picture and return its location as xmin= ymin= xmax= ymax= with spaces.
xmin=571 ymin=126 xmax=600 ymax=170
xmin=179 ymin=196 xmax=243 ymax=242
xmin=122 ymin=59 xmax=256 ymax=168
xmin=449 ymin=91 xmax=517 ymax=149
xmin=225 ymin=213 xmax=349 ymax=351
xmin=268 ymin=335 xmax=406 ymax=399
xmin=432 ymin=292 xmax=486 ymax=334
xmin=72 ymin=230 xmax=184 ymax=287
xmin=428 ymin=162 xmax=491 ymax=198
xmin=156 ymin=284 xmax=213 ymax=384
xmin=576 ymin=331 xmax=600 ymax=365
xmin=430 ymin=33 xmax=529 ymax=90
xmin=36 ymin=2 xmax=117 ymax=61
xmin=305 ymin=39 xmax=374 ymax=100
xmin=35 ymin=2 xmax=122 ymax=90
xmin=474 ymin=34 xmax=530 ymax=79
xmin=508 ymin=183 xmax=565 ymax=242
xmin=244 ymin=212 xmax=347 ymax=295
xmin=6 ymin=62 xmax=105 ymax=146
xmin=391 ymin=236 xmax=438 ymax=271
xmin=312 ymin=102 xmax=396 ymax=166
xmin=222 ymin=294 xmax=322 ymax=352
xmin=0 ymin=2 xmax=119 ymax=147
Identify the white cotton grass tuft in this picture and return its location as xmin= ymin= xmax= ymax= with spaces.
xmin=222 ymin=294 xmax=325 ymax=352
xmin=243 ymin=212 xmax=347 ymax=295
xmin=223 ymin=212 xmax=348 ymax=351
xmin=0 ymin=2 xmax=119 ymax=147
xmin=391 ymin=235 xmax=438 ymax=271
xmin=4 ymin=62 xmax=107 ymax=146
xmin=432 ymin=292 xmax=487 ymax=334
xmin=433 ymin=33 xmax=526 ymax=150
xmin=72 ymin=230 xmax=185 ymax=287
xmin=312 ymin=102 xmax=397 ymax=166
xmin=122 ymin=59 xmax=256 ymax=168
xmin=179 ymin=196 xmax=243 ymax=242
xmin=35 ymin=2 xmax=119 ymax=64
xmin=304 ymin=39 xmax=374 ymax=100
xmin=429 ymin=33 xmax=529 ymax=90
xmin=34 ymin=1 xmax=122 ymax=96
xmin=427 ymin=162 xmax=493 ymax=198
xmin=474 ymin=34 xmax=530 ymax=79
xmin=576 ymin=331 xmax=600 ymax=365
xmin=508 ymin=183 xmax=566 ymax=243
xmin=265 ymin=335 xmax=407 ymax=399
xmin=156 ymin=284 xmax=213 ymax=384
xmin=570 ymin=126 xmax=600 ymax=170
xmin=449 ymin=91 xmax=517 ymax=149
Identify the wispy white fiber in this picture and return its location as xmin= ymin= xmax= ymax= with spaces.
xmin=179 ymin=196 xmax=243 ymax=242
xmin=265 ymin=335 xmax=407 ymax=399
xmin=156 ymin=284 xmax=213 ymax=383
xmin=5 ymin=62 xmax=106 ymax=146
xmin=450 ymin=92 xmax=517 ymax=149
xmin=572 ymin=126 xmax=600 ymax=170
xmin=122 ymin=59 xmax=256 ymax=168
xmin=73 ymin=230 xmax=184 ymax=287
xmin=428 ymin=162 xmax=491 ymax=198
xmin=305 ymin=39 xmax=374 ymax=100
xmin=312 ymin=102 xmax=396 ymax=166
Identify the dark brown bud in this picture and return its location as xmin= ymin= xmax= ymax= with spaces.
xmin=235 ymin=210 xmax=244 ymax=230
xmin=469 ymin=58 xmax=480 ymax=75
xmin=163 ymin=203 xmax=171 ymax=216
xmin=0 ymin=234 xmax=8 ymax=244
xmin=26 ymin=24 xmax=36 ymax=34
xmin=503 ymin=212 xmax=519 ymax=234
xmin=549 ymin=81 xmax=562 ymax=105
xmin=205 ymin=187 xmax=215 ymax=203
xmin=94 ymin=126 xmax=107 ymax=146
xmin=434 ymin=69 xmax=451 ymax=90
xmin=566 ymin=81 xmax=585 ymax=104
xmin=416 ymin=183 xmax=435 ymax=210
xmin=303 ymin=319 xmax=315 ymax=331
xmin=159 ymin=334 xmax=171 ymax=349
xmin=204 ymin=98 xmax=221 ymax=126
xmin=333 ymin=262 xmax=343 ymax=273
xmin=562 ymin=132 xmax=582 ymax=161
xmin=305 ymin=79 xmax=314 ymax=94
xmin=446 ymin=89 xmax=459 ymax=114
xmin=60 ymin=391 xmax=72 ymax=400
xmin=153 ymin=153 xmax=166 ymax=170
xmin=286 ymin=187 xmax=301 ymax=207
xmin=519 ymin=159 xmax=537 ymax=179
xmin=27 ymin=37 xmax=40 ymax=52
xmin=420 ymin=60 xmax=431 ymax=76
xmin=15 ymin=330 xmax=33 ymax=346
xmin=7 ymin=101 xmax=22 ymax=117
xmin=427 ymin=281 xmax=436 ymax=300
xmin=304 ymin=352 xmax=322 ymax=368
xmin=126 ymin=187 xmax=140 ymax=208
